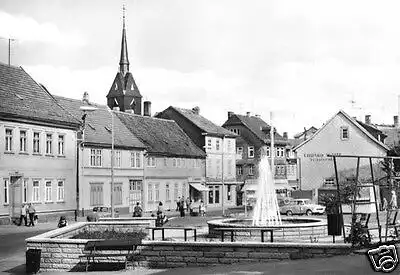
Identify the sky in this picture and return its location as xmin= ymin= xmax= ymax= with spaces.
xmin=2 ymin=0 xmax=400 ymax=137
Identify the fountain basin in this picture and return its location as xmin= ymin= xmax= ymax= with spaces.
xmin=208 ymin=217 xmax=327 ymax=241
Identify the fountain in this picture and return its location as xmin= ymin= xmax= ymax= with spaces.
xmin=252 ymin=152 xmax=282 ymax=226
xmin=207 ymin=149 xmax=326 ymax=242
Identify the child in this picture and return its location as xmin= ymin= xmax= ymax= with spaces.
xmin=58 ymin=216 xmax=68 ymax=228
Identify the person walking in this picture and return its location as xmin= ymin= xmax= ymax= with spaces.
xmin=27 ymin=203 xmax=36 ymax=227
xmin=186 ymin=197 xmax=191 ymax=213
xmin=133 ymin=202 xmax=143 ymax=217
xmin=176 ymin=197 xmax=181 ymax=211
xmin=179 ymin=200 xmax=185 ymax=217
xmin=199 ymin=200 xmax=205 ymax=216
xmin=390 ymin=191 xmax=398 ymax=209
xmin=19 ymin=204 xmax=27 ymax=226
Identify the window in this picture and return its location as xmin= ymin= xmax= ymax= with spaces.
xmin=32 ymin=180 xmax=40 ymax=202
xmin=22 ymin=179 xmax=28 ymax=203
xmin=236 ymin=147 xmax=243 ymax=155
xmin=276 ymin=147 xmax=285 ymax=158
xmin=90 ymin=149 xmax=102 ymax=167
xmin=166 ymin=183 xmax=170 ymax=201
xmin=248 ymin=146 xmax=255 ymax=158
xmin=207 ymin=138 xmax=212 ymax=149
xmin=341 ymin=126 xmax=349 ymax=140
xmin=227 ymin=140 xmax=232 ymax=152
xmin=58 ymin=135 xmax=65 ymax=156
xmin=227 ymin=159 xmax=232 ymax=176
xmin=172 ymin=158 xmax=177 ymax=167
xmin=148 ymin=184 xmax=153 ymax=201
xmin=177 ymin=158 xmax=181 ymax=167
xmin=231 ymin=128 xmax=241 ymax=135
xmin=164 ymin=158 xmax=168 ymax=167
xmin=155 ymin=183 xmax=160 ymax=201
xmin=249 ymin=165 xmax=254 ymax=175
xmin=266 ymin=146 xmax=270 ymax=157
xmin=324 ymin=178 xmax=335 ymax=185
xmin=90 ymin=183 xmax=103 ymax=206
xmin=227 ymin=185 xmax=232 ymax=201
xmin=33 ymin=132 xmax=40 ymax=153
xmin=237 ymin=165 xmax=243 ymax=175
xmin=46 ymin=133 xmax=53 ymax=154
xmin=45 ymin=180 xmax=52 ymax=202
xmin=57 ymin=180 xmax=65 ymax=201
xmin=174 ymin=183 xmax=179 ymax=200
xmin=5 ymin=129 xmax=13 ymax=152
xmin=113 ymin=183 xmax=122 ymax=205
xmin=130 ymin=152 xmax=142 ymax=168
xmin=216 ymin=140 xmax=220 ymax=151
xmin=129 ymin=180 xmax=142 ymax=191
xmin=4 ymin=179 xmax=9 ymax=204
xmin=20 ymin=130 xmax=27 ymax=152
xmin=114 ymin=150 xmax=121 ymax=167
xmin=147 ymin=156 xmax=156 ymax=167
xmin=181 ymin=159 xmax=185 ymax=167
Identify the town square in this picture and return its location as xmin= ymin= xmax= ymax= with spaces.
xmin=1 ymin=1 xmax=400 ymax=274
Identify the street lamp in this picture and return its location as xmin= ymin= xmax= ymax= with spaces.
xmin=108 ymin=107 xmax=119 ymax=218
xmin=77 ymin=105 xmax=97 ymax=220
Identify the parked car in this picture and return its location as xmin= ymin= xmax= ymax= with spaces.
xmin=279 ymin=199 xmax=325 ymax=216
xmin=92 ymin=206 xmax=119 ymax=218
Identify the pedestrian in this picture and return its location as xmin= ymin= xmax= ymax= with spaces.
xmin=19 ymin=204 xmax=27 ymax=226
xmin=27 ymin=203 xmax=36 ymax=227
xmin=180 ymin=197 xmax=185 ymax=211
xmin=156 ymin=202 xmax=165 ymax=227
xmin=390 ymin=191 xmax=398 ymax=209
xmin=133 ymin=202 xmax=143 ymax=217
xmin=176 ymin=197 xmax=181 ymax=211
xmin=186 ymin=197 xmax=191 ymax=213
xmin=179 ymin=200 xmax=185 ymax=217
xmin=382 ymin=197 xmax=388 ymax=211
xmin=189 ymin=200 xmax=193 ymax=216
xmin=199 ymin=200 xmax=205 ymax=216
xmin=58 ymin=216 xmax=68 ymax=228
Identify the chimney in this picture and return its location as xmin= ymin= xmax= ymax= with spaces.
xmin=246 ymin=112 xmax=251 ymax=117
xmin=144 ymin=101 xmax=151 ymax=117
xmin=283 ymin=132 xmax=288 ymax=140
xmin=228 ymin=111 xmax=234 ymax=119
xmin=255 ymin=114 xmax=260 ymax=118
xmin=82 ymin=91 xmax=89 ymax=104
xmin=394 ymin=116 xmax=399 ymax=128
xmin=192 ymin=106 xmax=200 ymax=115
xmin=365 ymin=115 xmax=371 ymax=125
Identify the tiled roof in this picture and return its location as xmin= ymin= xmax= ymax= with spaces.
xmin=116 ymin=112 xmax=206 ymax=158
xmin=170 ymin=107 xmax=235 ymax=137
xmin=223 ymin=114 xmax=287 ymax=145
xmin=0 ymin=62 xmax=80 ymax=128
xmin=293 ymin=126 xmax=318 ymax=139
xmin=55 ymin=96 xmax=145 ymax=149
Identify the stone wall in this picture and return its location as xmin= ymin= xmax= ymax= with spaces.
xmin=27 ymin=236 xmax=353 ymax=272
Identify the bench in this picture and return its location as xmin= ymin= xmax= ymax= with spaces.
xmin=80 ymin=239 xmax=141 ymax=271
xmin=147 ymin=226 xmax=197 ymax=241
xmin=215 ymin=227 xmax=274 ymax=243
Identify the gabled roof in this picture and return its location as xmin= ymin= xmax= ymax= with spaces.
xmin=0 ymin=62 xmax=80 ymax=128
xmin=293 ymin=126 xmax=318 ymax=139
xmin=356 ymin=120 xmax=387 ymax=140
xmin=223 ymin=113 xmax=287 ymax=145
xmin=55 ymin=96 xmax=145 ymax=149
xmin=116 ymin=112 xmax=206 ymax=158
xmin=166 ymin=106 xmax=236 ymax=137
xmin=294 ymin=110 xmax=390 ymax=151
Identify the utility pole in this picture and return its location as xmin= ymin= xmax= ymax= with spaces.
xmin=221 ymin=136 xmax=225 ymax=216
xmin=270 ymin=112 xmax=275 ymax=182
xmin=111 ymin=108 xmax=115 ymax=218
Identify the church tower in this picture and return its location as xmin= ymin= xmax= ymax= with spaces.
xmin=107 ymin=6 xmax=142 ymax=114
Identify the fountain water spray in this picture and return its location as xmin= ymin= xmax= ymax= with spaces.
xmin=252 ymin=150 xmax=282 ymax=226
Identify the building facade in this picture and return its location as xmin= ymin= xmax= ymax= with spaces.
xmin=294 ymin=110 xmax=389 ymax=203
xmin=156 ymin=106 xmax=238 ymax=208
xmin=116 ymin=112 xmax=206 ymax=212
xmin=222 ymin=111 xmax=296 ymax=203
xmin=0 ymin=63 xmax=80 ymax=223
xmin=55 ymin=96 xmax=146 ymax=215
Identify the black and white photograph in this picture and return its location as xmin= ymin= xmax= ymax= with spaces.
xmin=1 ymin=0 xmax=400 ymax=274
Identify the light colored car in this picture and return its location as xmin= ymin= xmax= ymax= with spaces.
xmin=279 ymin=199 xmax=325 ymax=216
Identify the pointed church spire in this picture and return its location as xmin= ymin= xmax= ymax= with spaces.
xmin=119 ymin=5 xmax=129 ymax=76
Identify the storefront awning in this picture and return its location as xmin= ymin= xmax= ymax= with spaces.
xmin=190 ymin=183 xmax=209 ymax=192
